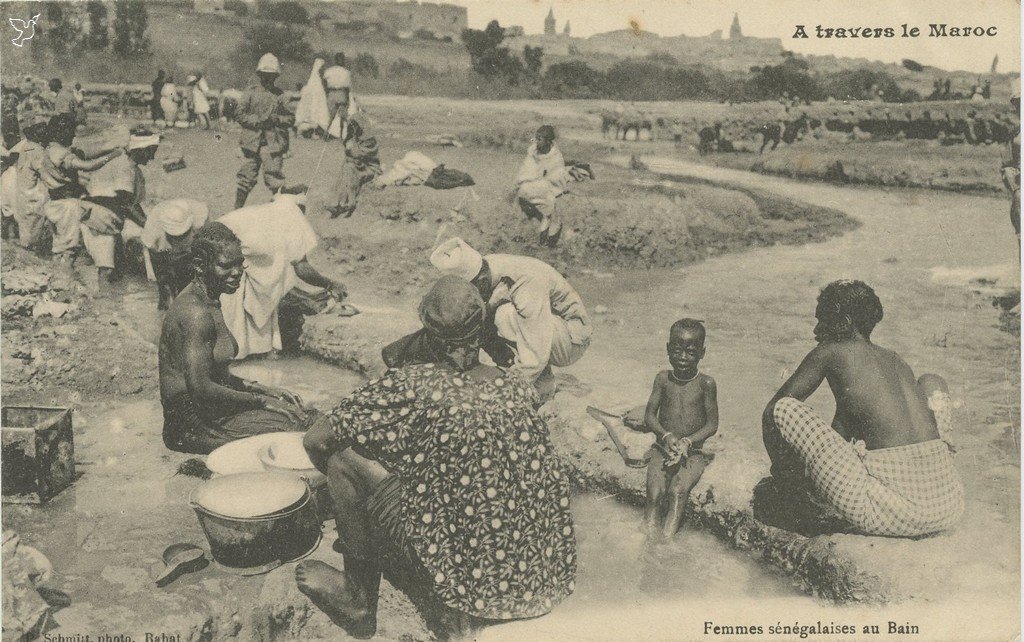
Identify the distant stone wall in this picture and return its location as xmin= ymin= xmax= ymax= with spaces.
xmin=509 ymin=31 xmax=784 ymax=72
xmin=312 ymin=0 xmax=467 ymax=39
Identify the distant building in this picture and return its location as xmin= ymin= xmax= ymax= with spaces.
xmin=729 ymin=12 xmax=743 ymax=39
xmin=563 ymin=20 xmax=571 ymax=37
xmin=544 ymin=7 xmax=556 ymax=36
xmin=311 ymin=1 xmax=468 ymax=40
xmin=504 ymin=12 xmax=784 ymax=72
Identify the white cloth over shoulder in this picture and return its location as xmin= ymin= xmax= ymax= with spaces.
xmin=295 ymin=59 xmax=330 ymax=134
xmin=515 ymin=143 xmax=569 ymax=192
xmin=218 ymin=194 xmax=320 ymax=359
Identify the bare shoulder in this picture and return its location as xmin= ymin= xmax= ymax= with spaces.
xmin=168 ymin=296 xmax=215 ymax=338
xmin=699 ymin=373 xmax=718 ymax=390
xmin=873 ymin=343 xmax=916 ymax=375
xmin=804 ymin=341 xmax=843 ymax=365
xmin=652 ymin=370 xmax=671 ymax=387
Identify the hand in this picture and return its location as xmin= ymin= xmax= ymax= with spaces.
xmin=249 ymin=382 xmax=304 ymax=409
xmin=487 ymin=280 xmax=513 ymax=310
xmin=269 ymin=386 xmax=305 ymax=409
xmin=328 ymin=281 xmax=347 ymax=302
xmin=661 ymin=433 xmax=681 ymax=455
xmin=259 ymin=395 xmax=302 ymax=423
xmin=82 ymin=205 xmax=123 ymax=235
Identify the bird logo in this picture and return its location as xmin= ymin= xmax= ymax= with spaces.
xmin=9 ymin=13 xmax=40 ymax=47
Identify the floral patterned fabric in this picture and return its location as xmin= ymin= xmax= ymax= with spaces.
xmin=328 ymin=363 xmax=577 ymax=620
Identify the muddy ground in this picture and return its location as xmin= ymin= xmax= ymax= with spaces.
xmin=1 ymin=97 xmax=1019 ymax=640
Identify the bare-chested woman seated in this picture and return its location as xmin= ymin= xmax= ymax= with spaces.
xmin=158 ymin=222 xmax=311 ymax=454
xmin=759 ymin=280 xmax=963 ymax=537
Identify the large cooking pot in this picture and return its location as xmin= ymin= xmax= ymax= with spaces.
xmin=190 ymin=472 xmax=321 ymax=572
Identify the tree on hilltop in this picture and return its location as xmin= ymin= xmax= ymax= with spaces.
xmin=113 ymin=0 xmax=151 ymax=57
xmin=462 ymin=20 xmax=525 ymax=85
xmin=523 ymin=45 xmax=544 ymax=79
xmin=87 ymin=1 xmax=110 ymax=50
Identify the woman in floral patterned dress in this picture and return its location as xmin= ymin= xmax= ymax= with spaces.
xmin=299 ymin=276 xmax=577 ymax=639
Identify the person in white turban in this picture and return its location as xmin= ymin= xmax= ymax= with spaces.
xmin=141 ymin=198 xmax=210 ymax=309
xmin=426 ymin=237 xmax=591 ymax=385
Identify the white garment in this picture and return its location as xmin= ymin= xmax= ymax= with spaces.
xmin=323 ymin=66 xmax=352 ymax=90
xmin=1 ymin=166 xmax=18 ymax=220
xmin=140 ymin=198 xmax=209 ymax=252
xmin=160 ymin=83 xmax=179 ymax=124
xmin=80 ymin=219 xmax=143 ymax=269
xmin=378 ymin=151 xmax=437 ymax=187
xmin=485 ymin=254 xmax=591 ymax=381
xmin=193 ymin=78 xmax=210 ymax=115
xmin=295 ymin=60 xmax=330 ymax=133
xmin=218 ymin=195 xmax=319 ymax=359
xmin=515 ymin=143 xmax=569 ymax=190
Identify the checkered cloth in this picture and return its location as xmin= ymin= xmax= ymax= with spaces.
xmin=772 ymin=397 xmax=964 ymax=537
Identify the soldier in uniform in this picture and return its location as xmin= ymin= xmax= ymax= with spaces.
xmin=234 ymin=53 xmax=295 ymax=209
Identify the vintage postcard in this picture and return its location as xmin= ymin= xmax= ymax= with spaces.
xmin=0 ymin=0 xmax=1019 ymax=640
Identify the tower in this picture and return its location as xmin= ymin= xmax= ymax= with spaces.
xmin=563 ymin=20 xmax=571 ymax=37
xmin=729 ymin=13 xmax=743 ymax=39
xmin=544 ymin=7 xmax=556 ymax=36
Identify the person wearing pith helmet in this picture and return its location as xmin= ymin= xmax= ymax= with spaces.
xmin=234 ymin=53 xmax=295 ymax=209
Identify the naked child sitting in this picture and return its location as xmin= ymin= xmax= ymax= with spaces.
xmin=643 ymin=319 xmax=719 ymax=537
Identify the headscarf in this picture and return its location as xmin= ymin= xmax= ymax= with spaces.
xmin=419 ymin=276 xmax=485 ymax=344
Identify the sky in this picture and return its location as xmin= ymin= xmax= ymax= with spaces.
xmin=451 ymin=0 xmax=1021 ymax=74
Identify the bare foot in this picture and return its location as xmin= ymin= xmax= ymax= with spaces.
xmin=295 ymin=560 xmax=377 ymax=638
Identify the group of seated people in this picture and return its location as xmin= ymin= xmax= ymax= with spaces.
xmin=157 ymin=229 xmax=581 ymax=638
xmin=1 ymin=112 xmax=165 ymax=289
xmin=156 ymin=211 xmax=965 ymax=637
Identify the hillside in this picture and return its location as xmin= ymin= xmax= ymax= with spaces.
xmin=0 ymin=2 xmax=1014 ymax=101
xmin=0 ymin=3 xmax=471 ymax=93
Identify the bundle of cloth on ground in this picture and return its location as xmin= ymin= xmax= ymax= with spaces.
xmin=376 ymin=151 xmax=476 ymax=189
xmin=377 ymin=151 xmax=438 ymax=187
